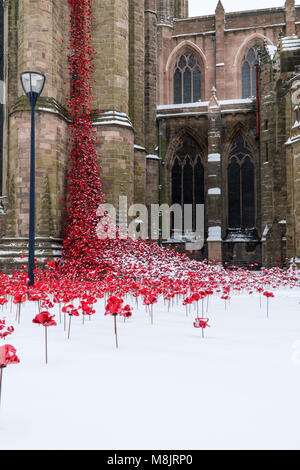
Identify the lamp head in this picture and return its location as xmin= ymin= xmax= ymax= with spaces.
xmin=20 ymin=72 xmax=46 ymax=106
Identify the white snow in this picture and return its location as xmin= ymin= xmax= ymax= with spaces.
xmin=146 ymin=154 xmax=161 ymax=160
xmin=134 ymin=145 xmax=146 ymax=151
xmin=207 ymin=226 xmax=222 ymax=242
xmin=157 ymin=102 xmax=208 ymax=111
xmin=219 ymin=99 xmax=254 ymax=105
xmin=93 ymin=120 xmax=132 ymax=128
xmin=1 ymin=290 xmax=300 ymax=450
xmin=208 ymin=153 xmax=221 ymax=163
xmin=266 ymin=45 xmax=277 ymax=60
xmin=208 ymin=188 xmax=221 ymax=195
xmin=281 ymin=36 xmax=300 ymax=52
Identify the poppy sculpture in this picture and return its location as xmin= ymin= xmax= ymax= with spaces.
xmin=62 ymin=305 xmax=79 ymax=340
xmin=263 ymin=291 xmax=275 ymax=318
xmin=0 ymin=344 xmax=20 ymax=406
xmin=33 ymin=312 xmax=57 ymax=364
xmin=105 ymin=296 xmax=124 ymax=349
xmin=194 ymin=317 xmax=210 ymax=338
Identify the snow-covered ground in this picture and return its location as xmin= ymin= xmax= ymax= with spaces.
xmin=0 ymin=289 xmax=300 ymax=450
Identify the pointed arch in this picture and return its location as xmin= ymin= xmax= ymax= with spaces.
xmin=165 ymin=127 xmax=207 ymax=170
xmin=223 ymin=125 xmax=258 ymax=231
xmin=223 ymin=122 xmax=258 ymax=164
xmin=166 ymin=40 xmax=207 ymax=72
xmin=166 ymin=41 xmax=206 ymax=104
xmin=165 ymin=129 xmax=207 ymax=237
xmin=233 ymin=34 xmax=274 ymax=99
xmin=233 ymin=33 xmax=273 ymax=68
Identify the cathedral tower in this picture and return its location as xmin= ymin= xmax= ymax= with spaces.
xmin=157 ymin=0 xmax=189 ymax=23
xmin=0 ymin=0 xmax=69 ymax=269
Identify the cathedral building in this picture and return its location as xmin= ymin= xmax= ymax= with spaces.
xmin=1 ymin=0 xmax=300 ymax=269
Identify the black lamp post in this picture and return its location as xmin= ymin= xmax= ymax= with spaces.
xmin=20 ymin=71 xmax=46 ymax=287
xmin=158 ymin=118 xmax=163 ymax=247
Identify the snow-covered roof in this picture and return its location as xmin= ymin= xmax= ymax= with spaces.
xmin=281 ymin=36 xmax=300 ymax=52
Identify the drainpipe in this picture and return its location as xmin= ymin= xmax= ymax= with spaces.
xmin=256 ymin=63 xmax=260 ymax=139
xmin=211 ymin=35 xmax=216 ymax=88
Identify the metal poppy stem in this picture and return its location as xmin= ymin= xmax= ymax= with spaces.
xmin=68 ymin=315 xmax=72 ymax=340
xmin=114 ymin=315 xmax=118 ymax=349
xmin=45 ymin=327 xmax=48 ymax=364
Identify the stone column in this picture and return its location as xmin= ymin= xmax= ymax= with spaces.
xmin=145 ymin=1 xmax=159 ymax=222
xmin=92 ymin=0 xmax=134 ymax=211
xmin=0 ymin=0 xmax=69 ymax=270
xmin=285 ymin=0 xmax=295 ymax=37
xmin=157 ymin=0 xmax=173 ymax=24
xmin=207 ymin=88 xmax=223 ymax=262
xmin=174 ymin=0 xmax=189 ymax=18
xmin=183 ymin=0 xmax=189 ymax=18
xmin=215 ymin=1 xmax=225 ymax=100
xmin=145 ymin=0 xmax=158 ymax=155
xmin=129 ymin=1 xmax=147 ymax=205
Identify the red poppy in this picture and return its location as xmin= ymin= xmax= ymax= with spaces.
xmin=122 ymin=305 xmax=133 ymax=318
xmin=263 ymin=291 xmax=275 ymax=298
xmin=193 ymin=318 xmax=210 ymax=329
xmin=33 ymin=312 xmax=57 ymax=327
xmin=105 ymin=296 xmax=124 ymax=316
xmin=0 ymin=319 xmax=14 ymax=340
xmin=0 ymin=344 xmax=20 ymax=367
xmin=62 ymin=305 xmax=80 ymax=316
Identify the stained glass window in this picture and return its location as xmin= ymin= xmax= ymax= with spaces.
xmin=228 ymin=137 xmax=255 ymax=229
xmin=174 ymin=53 xmax=202 ymax=104
xmin=242 ymin=45 xmax=259 ymax=98
xmin=171 ymin=136 xmax=204 ymax=235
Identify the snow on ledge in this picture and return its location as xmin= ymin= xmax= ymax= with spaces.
xmin=157 ymin=98 xmax=254 ymax=112
xmin=208 ymin=187 xmax=221 ymax=195
xmin=208 ymin=153 xmax=221 ymax=162
xmin=147 ymin=154 xmax=161 ymax=161
xmin=207 ymin=226 xmax=222 ymax=242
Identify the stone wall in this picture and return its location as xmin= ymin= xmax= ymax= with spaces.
xmin=4 ymin=1 xmax=69 ymax=241
xmin=2 ymin=0 xmax=300 ymax=270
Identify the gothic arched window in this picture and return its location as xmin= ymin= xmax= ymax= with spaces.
xmin=174 ymin=52 xmax=202 ymax=104
xmin=228 ymin=136 xmax=255 ymax=229
xmin=242 ymin=45 xmax=259 ymax=99
xmin=171 ymin=136 xmax=204 ymax=235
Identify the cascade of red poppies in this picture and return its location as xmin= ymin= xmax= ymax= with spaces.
xmin=58 ymin=1 xmax=289 ymax=283
xmin=62 ymin=0 xmax=105 ymax=273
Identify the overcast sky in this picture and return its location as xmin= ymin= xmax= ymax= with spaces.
xmin=189 ymin=0 xmax=290 ymax=17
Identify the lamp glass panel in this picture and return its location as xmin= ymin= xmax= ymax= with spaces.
xmin=21 ymin=72 xmax=45 ymax=95
xmin=30 ymin=73 xmax=45 ymax=94
xmin=21 ymin=73 xmax=31 ymax=94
